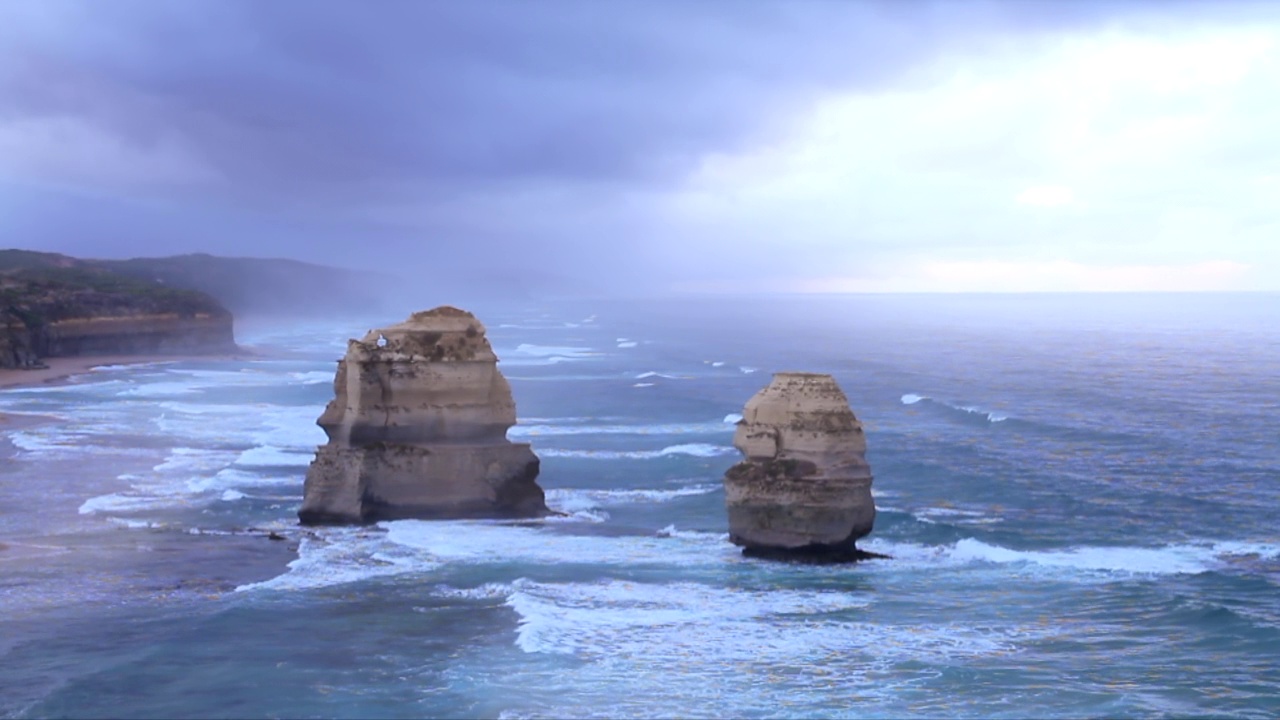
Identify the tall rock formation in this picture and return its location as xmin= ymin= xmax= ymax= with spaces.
xmin=299 ymin=307 xmax=547 ymax=525
xmin=723 ymin=372 xmax=877 ymax=561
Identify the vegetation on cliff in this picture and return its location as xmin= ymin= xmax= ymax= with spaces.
xmin=0 ymin=250 xmax=233 ymax=368
xmin=1 ymin=251 xmax=227 ymax=325
xmin=98 ymin=253 xmax=393 ymax=317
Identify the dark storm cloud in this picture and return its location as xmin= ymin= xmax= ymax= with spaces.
xmin=5 ymin=1 xmax=907 ymax=198
xmin=0 ymin=0 xmax=1236 ymax=288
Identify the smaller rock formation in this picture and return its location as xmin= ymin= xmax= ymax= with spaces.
xmin=299 ymin=307 xmax=547 ymax=525
xmin=723 ymin=372 xmax=878 ymax=562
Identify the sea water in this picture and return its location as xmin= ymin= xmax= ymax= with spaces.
xmin=1 ymin=294 xmax=1277 ymax=719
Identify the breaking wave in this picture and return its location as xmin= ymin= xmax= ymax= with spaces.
xmin=862 ymin=537 xmax=1280 ymax=576
xmin=510 ymin=420 xmax=735 ymax=438
xmin=635 ymin=371 xmax=691 ymax=380
xmin=537 ymin=444 xmax=736 ymax=460
xmin=901 ymin=393 xmax=1009 ymax=423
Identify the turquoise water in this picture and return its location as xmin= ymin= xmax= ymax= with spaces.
xmin=1 ymin=294 xmax=1278 ymax=718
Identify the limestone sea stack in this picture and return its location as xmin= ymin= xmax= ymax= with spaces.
xmin=723 ymin=372 xmax=877 ymax=561
xmin=298 ymin=307 xmax=548 ymax=525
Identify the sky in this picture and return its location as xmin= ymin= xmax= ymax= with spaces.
xmin=1 ymin=0 xmax=1278 ymax=294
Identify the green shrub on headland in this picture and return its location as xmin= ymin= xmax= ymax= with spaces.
xmin=0 ymin=252 xmax=228 ymax=325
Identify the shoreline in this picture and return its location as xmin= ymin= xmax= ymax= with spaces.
xmin=1 ymin=349 xmax=300 ymax=615
xmin=0 ymin=351 xmax=262 ymax=392
xmin=0 ymin=351 xmax=264 ymax=430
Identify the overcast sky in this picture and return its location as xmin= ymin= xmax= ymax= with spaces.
xmin=2 ymin=0 xmax=1277 ymax=293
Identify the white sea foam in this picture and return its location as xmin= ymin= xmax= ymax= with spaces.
xmin=913 ymin=507 xmax=1001 ymax=525
xmin=500 ymin=579 xmax=1031 ymax=663
xmin=739 ymin=366 xmax=758 ymax=374
xmin=240 ymin=519 xmax=740 ymax=592
xmin=510 ymin=420 xmax=732 ymax=438
xmin=517 ymin=416 xmax=637 ymax=426
xmin=958 ymin=405 xmax=1009 ymax=423
xmin=8 ymin=430 xmax=77 ymax=457
xmin=5 ymin=420 xmax=156 ymax=457
xmin=616 ymin=341 xmax=638 ymax=349
xmin=106 ymin=517 xmax=166 ymax=529
xmin=235 ymin=445 xmax=314 ymax=467
xmin=900 ymin=393 xmax=1008 ymax=422
xmin=947 ymin=539 xmax=1210 ymax=574
xmin=79 ymin=493 xmax=169 ymax=515
xmin=537 ymin=444 xmax=736 ymax=460
xmin=386 ymin=520 xmax=738 ymax=569
xmin=288 ymin=371 xmax=334 ymax=384
xmin=656 ymin=525 xmax=726 ymax=540
xmin=162 ymin=368 xmax=293 ymax=388
xmin=155 ymin=403 xmax=323 ymax=450
xmin=711 ymin=361 xmax=725 ymax=367
xmin=545 ymin=485 xmax=720 ymax=512
xmin=431 ymin=583 xmax=515 ymax=602
xmin=116 ymin=382 xmax=202 ymax=398
xmin=503 ymin=344 xmax=601 ymax=365
xmin=237 ymin=530 xmax=433 ymax=592
xmin=153 ymin=447 xmax=235 ymax=474
xmin=1210 ymin=541 xmax=1280 ymax=560
xmin=635 ymin=371 xmax=692 ymax=380
xmin=861 ymin=537 xmax=1280 ymax=577
xmin=723 ymin=413 xmax=743 ymax=424
xmin=0 ymin=379 xmax=129 ymax=396
xmin=220 ymin=489 xmax=247 ymax=501
xmin=533 ymin=491 xmax=612 ymax=522
xmin=633 ymin=382 xmax=654 ymax=387
xmin=90 ymin=363 xmax=165 ymax=373
xmin=77 ymin=441 xmax=300 ymax=518
xmin=186 ymin=467 xmax=298 ymax=493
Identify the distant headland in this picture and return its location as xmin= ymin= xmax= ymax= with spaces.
xmin=0 ymin=249 xmax=391 ymax=376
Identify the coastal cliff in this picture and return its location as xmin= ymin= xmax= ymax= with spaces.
xmin=0 ymin=250 xmax=236 ymax=369
xmin=299 ymin=307 xmax=547 ymax=524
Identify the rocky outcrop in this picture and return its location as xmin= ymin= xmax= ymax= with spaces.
xmin=723 ymin=372 xmax=877 ymax=561
xmin=1 ymin=311 xmax=42 ymax=369
xmin=299 ymin=307 xmax=547 ymax=524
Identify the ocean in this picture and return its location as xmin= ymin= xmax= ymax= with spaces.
xmin=1 ymin=293 xmax=1277 ymax=719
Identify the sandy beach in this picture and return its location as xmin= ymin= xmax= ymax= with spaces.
xmin=0 ymin=350 xmax=267 ymax=392
xmin=0 ymin=353 xmax=261 ymax=430
xmin=0 ymin=355 xmax=185 ymax=391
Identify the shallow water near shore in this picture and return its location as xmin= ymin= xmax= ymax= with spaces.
xmin=2 ymin=293 xmax=1278 ymax=719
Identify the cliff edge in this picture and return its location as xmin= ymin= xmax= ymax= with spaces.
xmin=299 ymin=307 xmax=547 ymax=524
xmin=0 ymin=250 xmax=237 ymax=369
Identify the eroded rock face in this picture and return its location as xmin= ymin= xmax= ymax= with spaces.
xmin=723 ymin=372 xmax=876 ymax=561
xmin=299 ymin=307 xmax=547 ymax=524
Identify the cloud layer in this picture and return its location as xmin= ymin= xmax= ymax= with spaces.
xmin=2 ymin=0 xmax=1277 ymax=292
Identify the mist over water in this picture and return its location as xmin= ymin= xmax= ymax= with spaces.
xmin=1 ymin=293 xmax=1278 ymax=718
